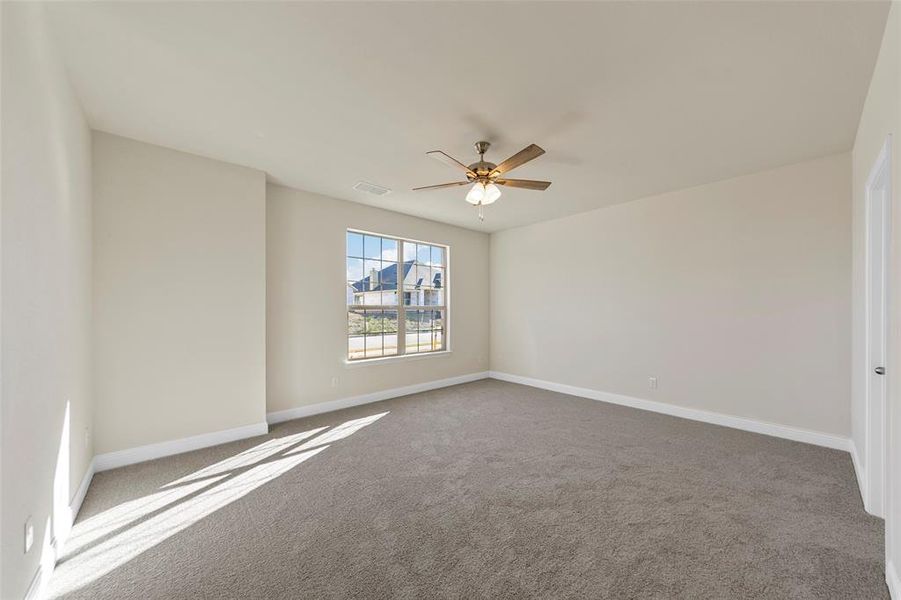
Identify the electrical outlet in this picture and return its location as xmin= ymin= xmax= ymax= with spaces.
xmin=330 ymin=377 xmax=338 ymax=388
xmin=649 ymin=376 xmax=658 ymax=390
xmin=84 ymin=427 xmax=91 ymax=449
xmin=24 ymin=517 xmax=34 ymax=553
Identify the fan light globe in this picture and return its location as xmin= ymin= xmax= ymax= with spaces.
xmin=465 ymin=182 xmax=502 ymax=205
xmin=482 ymin=183 xmax=501 ymax=205
xmin=465 ymin=183 xmax=485 ymax=205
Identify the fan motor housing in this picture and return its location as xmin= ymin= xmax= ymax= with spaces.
xmin=467 ymin=141 xmax=498 ymax=181
xmin=467 ymin=160 xmax=498 ymax=180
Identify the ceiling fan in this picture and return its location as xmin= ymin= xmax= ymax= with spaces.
xmin=413 ymin=141 xmax=551 ymax=221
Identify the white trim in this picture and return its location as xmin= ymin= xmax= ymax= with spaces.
xmin=94 ymin=422 xmax=269 ymax=472
xmin=346 ymin=227 xmax=449 ymax=249
xmin=850 ymin=441 xmax=867 ymax=507
xmin=23 ymin=567 xmax=44 ymax=600
xmin=887 ymin=559 xmax=900 ymax=600
xmin=489 ymin=371 xmax=850 ymax=451
xmin=23 ymin=460 xmax=97 ymax=600
xmin=866 ymin=135 xmax=893 ymax=190
xmin=267 ymin=371 xmax=489 ymax=425
xmin=863 ymin=134 xmax=892 ymax=519
xmin=56 ymin=457 xmax=96 ymax=554
xmin=23 ymin=535 xmax=57 ymax=600
xmin=345 ymin=350 xmax=453 ymax=368
xmin=71 ymin=458 xmax=95 ymax=522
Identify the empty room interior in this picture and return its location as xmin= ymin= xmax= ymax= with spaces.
xmin=4 ymin=1 xmax=901 ymax=598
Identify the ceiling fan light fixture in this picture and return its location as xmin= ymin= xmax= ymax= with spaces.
xmin=465 ymin=182 xmax=501 ymax=206
xmin=416 ymin=141 xmax=548 ymax=220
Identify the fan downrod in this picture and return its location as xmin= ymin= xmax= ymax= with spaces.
xmin=468 ymin=141 xmax=498 ymax=178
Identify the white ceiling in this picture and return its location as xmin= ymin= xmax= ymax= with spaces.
xmin=47 ymin=1 xmax=889 ymax=232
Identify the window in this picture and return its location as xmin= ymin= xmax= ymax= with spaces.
xmin=346 ymin=230 xmax=447 ymax=360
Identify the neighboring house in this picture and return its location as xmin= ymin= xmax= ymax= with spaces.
xmin=348 ymin=260 xmax=443 ymax=306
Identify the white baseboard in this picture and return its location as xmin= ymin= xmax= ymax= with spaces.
xmin=92 ymin=372 xmax=488 ymax=471
xmin=849 ymin=441 xmax=867 ymax=509
xmin=94 ymin=422 xmax=269 ymax=472
xmin=71 ymin=457 xmax=95 ymax=521
xmin=888 ymin=559 xmax=900 ymax=600
xmin=489 ymin=371 xmax=851 ymax=452
xmin=56 ymin=458 xmax=96 ymax=553
xmin=22 ymin=458 xmax=96 ymax=600
xmin=23 ymin=566 xmax=44 ymax=600
xmin=267 ymin=371 xmax=489 ymax=425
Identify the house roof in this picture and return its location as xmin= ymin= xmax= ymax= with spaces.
xmin=352 ymin=260 xmax=442 ymax=293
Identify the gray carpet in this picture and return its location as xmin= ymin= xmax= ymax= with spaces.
xmin=49 ymin=380 xmax=887 ymax=599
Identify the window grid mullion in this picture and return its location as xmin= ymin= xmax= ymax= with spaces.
xmin=397 ymin=238 xmax=406 ymax=357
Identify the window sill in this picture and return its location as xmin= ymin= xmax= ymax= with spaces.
xmin=344 ymin=350 xmax=452 ymax=368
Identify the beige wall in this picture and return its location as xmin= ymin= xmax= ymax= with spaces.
xmin=1 ymin=4 xmax=93 ymax=598
xmin=266 ymin=184 xmax=489 ymax=412
xmin=491 ymin=153 xmax=851 ymax=437
xmin=851 ymin=1 xmax=901 ymax=586
xmin=92 ymin=133 xmax=267 ymax=454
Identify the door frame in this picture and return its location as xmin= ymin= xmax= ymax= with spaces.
xmin=864 ymin=134 xmax=892 ymax=518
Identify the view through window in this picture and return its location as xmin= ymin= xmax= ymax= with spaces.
xmin=346 ymin=230 xmax=447 ymax=360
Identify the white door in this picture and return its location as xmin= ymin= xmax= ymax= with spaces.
xmin=865 ymin=138 xmax=891 ymax=518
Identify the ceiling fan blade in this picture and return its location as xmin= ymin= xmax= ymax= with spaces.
xmin=412 ymin=181 xmax=472 ymax=191
xmin=495 ymin=178 xmax=552 ymax=191
xmin=490 ymin=144 xmax=545 ymax=176
xmin=427 ymin=151 xmax=476 ymax=176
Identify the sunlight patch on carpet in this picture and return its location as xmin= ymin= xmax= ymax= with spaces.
xmin=47 ymin=411 xmax=389 ymax=598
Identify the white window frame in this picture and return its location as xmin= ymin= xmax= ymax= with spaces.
xmin=345 ymin=228 xmax=449 ymax=363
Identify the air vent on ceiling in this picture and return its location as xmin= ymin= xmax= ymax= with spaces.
xmin=353 ymin=181 xmax=391 ymax=196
